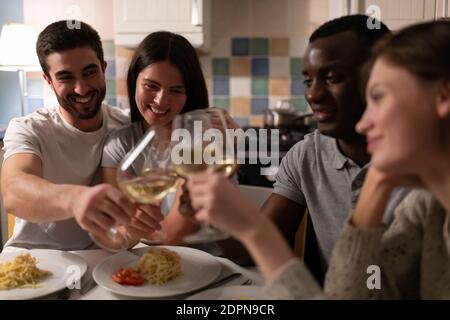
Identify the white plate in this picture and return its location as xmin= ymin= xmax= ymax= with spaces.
xmin=0 ymin=249 xmax=88 ymax=300
xmin=93 ymin=245 xmax=222 ymax=298
xmin=187 ymin=285 xmax=271 ymax=300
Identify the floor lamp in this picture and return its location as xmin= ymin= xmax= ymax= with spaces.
xmin=0 ymin=23 xmax=40 ymax=117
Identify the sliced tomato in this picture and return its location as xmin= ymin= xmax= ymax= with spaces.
xmin=111 ymin=273 xmax=126 ymax=284
xmin=124 ymin=275 xmax=145 ymax=286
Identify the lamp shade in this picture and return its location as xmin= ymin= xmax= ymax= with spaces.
xmin=0 ymin=23 xmax=39 ymax=67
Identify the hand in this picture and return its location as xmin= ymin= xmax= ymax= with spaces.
xmin=70 ymin=184 xmax=135 ymax=238
xmin=367 ymin=167 xmax=425 ymax=190
xmin=125 ymin=204 xmax=164 ymax=241
xmin=206 ymin=107 xmax=241 ymax=129
xmin=186 ymin=173 xmax=260 ymax=241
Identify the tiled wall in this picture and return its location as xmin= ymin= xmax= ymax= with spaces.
xmin=21 ymin=0 xmax=329 ymax=127
xmin=111 ymin=36 xmax=310 ymax=128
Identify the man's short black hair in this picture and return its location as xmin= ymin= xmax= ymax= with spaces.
xmin=36 ymin=20 xmax=104 ymax=77
xmin=310 ymin=14 xmax=390 ymax=47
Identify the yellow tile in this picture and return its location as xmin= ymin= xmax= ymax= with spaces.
xmin=116 ymin=79 xmax=128 ymax=96
xmin=250 ymin=115 xmax=265 ymax=127
xmin=269 ymin=77 xmax=289 ymax=96
xmin=230 ymin=97 xmax=250 ymax=116
xmin=116 ymin=46 xmax=135 ymax=59
xmin=270 ymin=38 xmax=289 ymax=56
xmin=230 ymin=58 xmax=250 ymax=76
xmin=205 ymin=78 xmax=212 ymax=96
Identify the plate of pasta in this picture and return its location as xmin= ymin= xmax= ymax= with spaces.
xmin=0 ymin=249 xmax=87 ymax=300
xmin=93 ymin=245 xmax=222 ymax=298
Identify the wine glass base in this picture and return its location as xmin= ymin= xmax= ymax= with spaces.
xmin=183 ymin=227 xmax=229 ymax=244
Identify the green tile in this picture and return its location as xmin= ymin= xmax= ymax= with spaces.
xmin=291 ymin=96 xmax=309 ymax=112
xmin=106 ymin=79 xmax=116 ymax=96
xmin=250 ymin=38 xmax=269 ymax=56
xmin=252 ymin=77 xmax=269 ymax=95
xmin=213 ymin=97 xmax=230 ymax=110
xmin=212 ymin=58 xmax=229 ymax=76
xmin=102 ymin=40 xmax=115 ymax=58
xmin=290 ymin=58 xmax=303 ymax=77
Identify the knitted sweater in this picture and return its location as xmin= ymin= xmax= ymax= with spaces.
xmin=265 ymin=190 xmax=450 ymax=299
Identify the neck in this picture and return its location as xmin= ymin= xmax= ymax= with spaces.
xmin=336 ymin=135 xmax=370 ymax=167
xmin=59 ymin=106 xmax=103 ymax=132
xmin=419 ymin=151 xmax=450 ymax=212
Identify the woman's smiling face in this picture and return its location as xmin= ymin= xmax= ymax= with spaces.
xmin=135 ymin=60 xmax=187 ymax=129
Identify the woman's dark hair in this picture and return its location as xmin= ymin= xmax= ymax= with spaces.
xmin=127 ymin=31 xmax=209 ymax=123
xmin=370 ymin=20 xmax=450 ymax=82
xmin=36 ymin=20 xmax=104 ymax=77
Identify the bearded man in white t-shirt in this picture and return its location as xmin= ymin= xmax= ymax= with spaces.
xmin=1 ymin=20 xmax=163 ymax=251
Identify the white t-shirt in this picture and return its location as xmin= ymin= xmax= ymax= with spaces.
xmin=2 ymin=103 xmax=129 ymax=250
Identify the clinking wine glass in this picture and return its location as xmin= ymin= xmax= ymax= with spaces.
xmin=113 ymin=126 xmax=180 ymax=248
xmin=171 ymin=109 xmax=238 ymax=244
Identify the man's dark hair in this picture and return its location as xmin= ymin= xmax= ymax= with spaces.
xmin=310 ymin=14 xmax=390 ymax=47
xmin=36 ymin=20 xmax=104 ymax=77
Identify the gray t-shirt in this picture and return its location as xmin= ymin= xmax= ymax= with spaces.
xmin=102 ymin=122 xmax=174 ymax=214
xmin=273 ymin=130 xmax=409 ymax=269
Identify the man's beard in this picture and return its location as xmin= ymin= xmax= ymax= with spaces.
xmin=56 ymin=86 xmax=106 ymax=120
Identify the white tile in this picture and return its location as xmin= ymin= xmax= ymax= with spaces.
xmin=269 ymin=96 xmax=290 ymax=110
xmin=230 ymin=77 xmax=251 ymax=97
xmin=270 ymin=57 xmax=289 ymax=77
xmin=289 ymin=37 xmax=309 ymax=57
xmin=211 ymin=37 xmax=231 ymax=57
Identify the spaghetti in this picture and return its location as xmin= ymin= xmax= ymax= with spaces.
xmin=0 ymin=253 xmax=52 ymax=290
xmin=135 ymin=247 xmax=182 ymax=285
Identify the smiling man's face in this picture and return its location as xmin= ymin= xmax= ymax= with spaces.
xmin=302 ymin=31 xmax=367 ymax=140
xmin=44 ymin=46 xmax=106 ymax=121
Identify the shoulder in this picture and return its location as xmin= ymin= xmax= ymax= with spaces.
xmin=395 ymin=189 xmax=442 ymax=226
xmin=284 ymin=130 xmax=327 ymax=162
xmin=102 ymin=104 xmax=130 ymax=127
xmin=5 ymin=107 xmax=58 ymax=135
xmin=107 ymin=122 xmax=140 ymax=142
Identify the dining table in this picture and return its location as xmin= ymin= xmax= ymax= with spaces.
xmin=39 ymin=242 xmax=265 ymax=300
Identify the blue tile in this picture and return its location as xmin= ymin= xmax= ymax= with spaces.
xmin=232 ymin=38 xmax=250 ymax=56
xmin=234 ymin=117 xmax=249 ymax=127
xmin=105 ymin=59 xmax=116 ymax=79
xmin=107 ymin=97 xmax=117 ymax=106
xmin=27 ymin=98 xmax=44 ymax=113
xmin=213 ymin=77 xmax=230 ymax=95
xmin=291 ymin=76 xmax=305 ymax=95
xmin=251 ymin=97 xmax=269 ymax=114
xmin=251 ymin=58 xmax=269 ymax=76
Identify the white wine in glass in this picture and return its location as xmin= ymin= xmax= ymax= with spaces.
xmin=171 ymin=109 xmax=238 ymax=244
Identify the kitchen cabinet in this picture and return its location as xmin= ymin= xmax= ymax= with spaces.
xmin=330 ymin=0 xmax=448 ymax=30
xmin=114 ymin=0 xmax=211 ymax=50
xmin=363 ymin=0 xmax=446 ymax=29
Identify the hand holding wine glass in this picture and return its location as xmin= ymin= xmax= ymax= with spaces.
xmin=110 ymin=128 xmax=181 ymax=249
xmin=171 ymin=108 xmax=238 ymax=243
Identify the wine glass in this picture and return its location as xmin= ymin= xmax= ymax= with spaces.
xmin=113 ymin=126 xmax=180 ymax=248
xmin=171 ymin=108 xmax=238 ymax=244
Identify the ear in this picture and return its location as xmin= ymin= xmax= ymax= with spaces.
xmin=42 ymin=72 xmax=52 ymax=86
xmin=436 ymin=80 xmax=450 ymax=119
xmin=102 ymin=61 xmax=107 ymax=73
